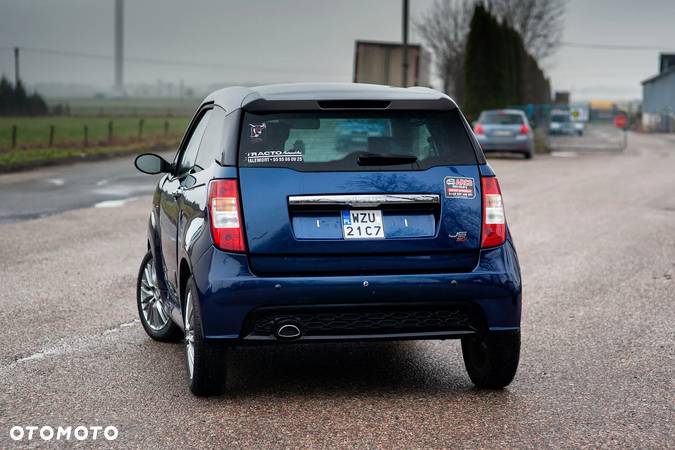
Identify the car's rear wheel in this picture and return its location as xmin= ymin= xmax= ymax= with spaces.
xmin=461 ymin=331 xmax=520 ymax=389
xmin=184 ymin=276 xmax=228 ymax=396
xmin=137 ymin=251 xmax=181 ymax=342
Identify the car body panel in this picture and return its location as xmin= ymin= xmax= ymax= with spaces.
xmin=190 ymin=239 xmax=521 ymax=340
xmin=143 ymin=83 xmax=521 ymax=344
xmin=238 ymin=166 xmax=483 ymax=274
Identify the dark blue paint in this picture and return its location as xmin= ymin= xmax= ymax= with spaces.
xmin=190 ymin=239 xmax=521 ymax=339
xmin=146 ymin=116 xmax=521 ymax=345
xmin=238 ymin=166 xmax=482 ymax=255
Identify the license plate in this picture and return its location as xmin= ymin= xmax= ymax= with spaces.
xmin=342 ymin=210 xmax=385 ymax=239
xmin=493 ymin=130 xmax=512 ymax=136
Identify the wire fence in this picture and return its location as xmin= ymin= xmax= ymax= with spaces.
xmin=0 ymin=117 xmax=189 ymax=150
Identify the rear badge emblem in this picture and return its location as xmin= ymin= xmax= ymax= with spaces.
xmin=449 ymin=231 xmax=468 ymax=243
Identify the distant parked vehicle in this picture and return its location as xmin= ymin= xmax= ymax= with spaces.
xmin=473 ymin=109 xmax=534 ymax=159
xmin=573 ymin=121 xmax=585 ymax=136
xmin=549 ymin=111 xmax=580 ymax=136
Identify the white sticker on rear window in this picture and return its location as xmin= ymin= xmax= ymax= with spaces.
xmin=245 ymin=151 xmax=304 ymax=164
xmin=444 ymin=176 xmax=475 ymax=199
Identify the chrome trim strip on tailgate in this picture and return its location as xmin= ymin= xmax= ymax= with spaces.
xmin=288 ymin=194 xmax=440 ymax=208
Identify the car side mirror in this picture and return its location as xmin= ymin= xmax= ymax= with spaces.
xmin=134 ymin=153 xmax=172 ymax=175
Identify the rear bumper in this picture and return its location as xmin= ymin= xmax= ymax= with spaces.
xmin=192 ymin=240 xmax=522 ymax=342
xmin=478 ymin=138 xmax=532 ymax=152
xmin=548 ymin=128 xmax=576 ymax=135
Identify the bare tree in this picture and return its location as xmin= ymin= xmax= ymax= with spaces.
xmin=489 ymin=0 xmax=567 ymax=60
xmin=414 ymin=0 xmax=475 ymax=101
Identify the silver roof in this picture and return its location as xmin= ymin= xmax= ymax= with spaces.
xmin=202 ymin=83 xmax=454 ymax=112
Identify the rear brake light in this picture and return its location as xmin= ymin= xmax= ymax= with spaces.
xmin=481 ymin=177 xmax=506 ymax=248
xmin=474 ymin=123 xmax=484 ymax=135
xmin=519 ymin=124 xmax=529 ymax=134
xmin=208 ymin=179 xmax=246 ymax=252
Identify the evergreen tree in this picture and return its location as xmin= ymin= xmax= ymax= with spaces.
xmin=14 ymin=80 xmax=27 ymax=115
xmin=464 ymin=5 xmax=494 ymax=118
xmin=0 ymin=76 xmax=14 ymax=115
xmin=464 ymin=4 xmax=550 ymax=118
xmin=0 ymin=76 xmax=49 ymax=116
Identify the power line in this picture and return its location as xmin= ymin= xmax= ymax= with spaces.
xmin=0 ymin=45 xmax=340 ymax=76
xmin=561 ymin=41 xmax=674 ymax=51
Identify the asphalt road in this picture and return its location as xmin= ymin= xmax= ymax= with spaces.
xmin=0 ymin=151 xmax=173 ymax=223
xmin=1 ymin=128 xmax=674 ymax=448
xmin=546 ymin=122 xmax=628 ymax=152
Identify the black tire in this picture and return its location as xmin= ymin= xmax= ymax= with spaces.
xmin=184 ymin=276 xmax=228 ymax=396
xmin=461 ymin=331 xmax=520 ymax=389
xmin=137 ymin=251 xmax=182 ymax=342
xmin=523 ymin=151 xmax=533 ymax=159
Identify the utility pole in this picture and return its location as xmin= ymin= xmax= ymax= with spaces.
xmin=402 ymin=0 xmax=409 ymax=87
xmin=14 ymin=47 xmax=20 ymax=84
xmin=114 ymin=0 xmax=124 ymax=93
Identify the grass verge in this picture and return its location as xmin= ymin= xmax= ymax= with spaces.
xmin=0 ymin=138 xmax=180 ymax=173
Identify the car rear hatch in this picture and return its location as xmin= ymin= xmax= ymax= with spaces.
xmin=237 ymin=104 xmax=483 ymax=276
xmin=484 ymin=124 xmax=520 ymax=140
xmin=479 ymin=111 xmax=524 ymax=141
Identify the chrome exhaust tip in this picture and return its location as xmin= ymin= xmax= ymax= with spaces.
xmin=275 ymin=323 xmax=301 ymax=340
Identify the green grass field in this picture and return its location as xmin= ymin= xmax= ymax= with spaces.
xmin=0 ymin=115 xmax=190 ymax=172
xmin=46 ymin=96 xmax=201 ymax=116
xmin=0 ymin=116 xmax=190 ymax=149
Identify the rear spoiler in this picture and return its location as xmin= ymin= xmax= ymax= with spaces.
xmin=242 ymin=97 xmax=458 ymax=112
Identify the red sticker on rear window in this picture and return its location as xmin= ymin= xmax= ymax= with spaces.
xmin=444 ymin=176 xmax=475 ymax=199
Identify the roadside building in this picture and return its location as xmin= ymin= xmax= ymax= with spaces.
xmin=641 ymin=53 xmax=675 ymax=132
xmin=353 ymin=40 xmax=431 ymax=88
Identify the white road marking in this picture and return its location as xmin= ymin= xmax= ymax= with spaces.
xmin=46 ymin=178 xmax=65 ymax=186
xmin=4 ymin=319 xmax=140 ymax=371
xmin=94 ymin=199 xmax=129 ymax=208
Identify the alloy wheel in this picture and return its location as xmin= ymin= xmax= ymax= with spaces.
xmin=139 ymin=256 xmax=169 ymax=331
xmin=184 ymin=290 xmax=195 ymax=380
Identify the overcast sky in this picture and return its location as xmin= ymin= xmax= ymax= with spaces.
xmin=1 ymin=0 xmax=674 ymax=100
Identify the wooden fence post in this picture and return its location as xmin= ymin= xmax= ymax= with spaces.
xmin=108 ymin=120 xmax=113 ymax=143
xmin=49 ymin=125 xmax=55 ymax=146
xmin=138 ymin=119 xmax=144 ymax=140
xmin=83 ymin=125 xmax=88 ymax=147
xmin=11 ymin=125 xmax=17 ymax=148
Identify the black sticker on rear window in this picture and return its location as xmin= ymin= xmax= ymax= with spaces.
xmin=249 ymin=123 xmax=266 ymax=142
xmin=444 ymin=176 xmax=475 ymax=199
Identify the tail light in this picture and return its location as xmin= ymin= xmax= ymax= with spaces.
xmin=474 ymin=123 xmax=484 ymax=135
xmin=519 ymin=124 xmax=529 ymax=135
xmin=208 ymin=179 xmax=246 ymax=252
xmin=481 ymin=176 xmax=506 ymax=248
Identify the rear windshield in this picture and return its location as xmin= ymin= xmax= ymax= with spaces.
xmin=551 ymin=114 xmax=570 ymax=122
xmin=238 ymin=109 xmax=477 ymax=171
xmin=478 ymin=111 xmax=524 ymax=125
